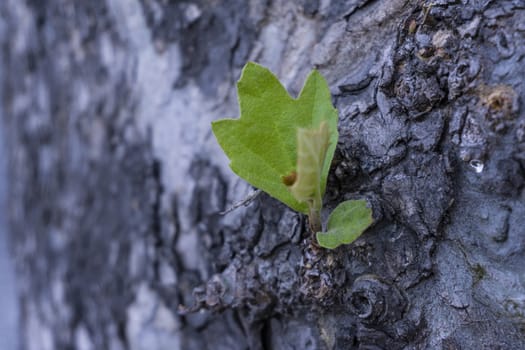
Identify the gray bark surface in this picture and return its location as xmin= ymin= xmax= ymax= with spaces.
xmin=2 ymin=0 xmax=525 ymax=349
xmin=0 ymin=18 xmax=19 ymax=348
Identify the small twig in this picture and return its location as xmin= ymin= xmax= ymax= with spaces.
xmin=219 ymin=190 xmax=262 ymax=215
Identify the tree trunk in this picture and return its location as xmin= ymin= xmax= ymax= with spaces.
xmin=2 ymin=0 xmax=525 ymax=349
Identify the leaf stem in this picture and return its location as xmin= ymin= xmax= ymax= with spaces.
xmin=307 ymin=195 xmax=322 ymax=233
xmin=308 ymin=206 xmax=321 ymax=233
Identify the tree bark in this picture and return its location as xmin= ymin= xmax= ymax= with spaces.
xmin=2 ymin=0 xmax=525 ymax=349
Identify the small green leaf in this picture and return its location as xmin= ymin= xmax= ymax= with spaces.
xmin=316 ymin=199 xmax=373 ymax=249
xmin=212 ymin=62 xmax=338 ymax=214
xmin=290 ymin=121 xmax=330 ymax=210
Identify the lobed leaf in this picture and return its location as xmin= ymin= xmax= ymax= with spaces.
xmin=212 ymin=62 xmax=338 ymax=213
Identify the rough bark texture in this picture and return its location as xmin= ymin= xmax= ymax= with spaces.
xmin=2 ymin=0 xmax=525 ymax=349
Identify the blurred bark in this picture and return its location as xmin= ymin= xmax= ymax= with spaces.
xmin=2 ymin=0 xmax=525 ymax=349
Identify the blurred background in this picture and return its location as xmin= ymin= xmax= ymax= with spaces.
xmin=0 ymin=44 xmax=19 ymax=349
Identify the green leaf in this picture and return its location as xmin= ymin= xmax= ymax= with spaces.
xmin=212 ymin=62 xmax=338 ymax=213
xmin=290 ymin=121 xmax=330 ymax=211
xmin=316 ymin=199 xmax=373 ymax=249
